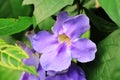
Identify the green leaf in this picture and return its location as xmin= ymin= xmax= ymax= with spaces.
xmin=85 ymin=29 xmax=120 ymax=80
xmin=98 ymin=0 xmax=120 ymax=27
xmin=0 ymin=36 xmax=16 ymax=45
xmin=0 ymin=39 xmax=37 ymax=75
xmin=84 ymin=9 xmax=118 ymax=33
xmin=0 ymin=17 xmax=32 ymax=36
xmin=83 ymin=0 xmax=96 ymax=8
xmin=0 ymin=66 xmax=21 ymax=80
xmin=81 ymin=29 xmax=90 ymax=39
xmin=23 ymin=0 xmax=73 ymax=24
xmin=0 ymin=0 xmax=32 ymax=18
xmin=38 ymin=17 xmax=55 ymax=31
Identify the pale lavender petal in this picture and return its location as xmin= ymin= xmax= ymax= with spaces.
xmin=63 ymin=14 xmax=90 ymax=39
xmin=30 ymin=30 xmax=59 ymax=53
xmin=23 ymin=52 xmax=39 ymax=68
xmin=52 ymin=12 xmax=68 ymax=34
xmin=18 ymin=41 xmax=39 ymax=68
xmin=46 ymin=63 xmax=86 ymax=80
xmin=71 ymin=38 xmax=97 ymax=63
xmin=22 ymin=47 xmax=39 ymax=68
xmin=40 ymin=44 xmax=71 ymax=71
xmin=47 ymin=71 xmax=57 ymax=76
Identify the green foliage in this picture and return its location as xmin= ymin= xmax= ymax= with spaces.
xmin=85 ymin=9 xmax=118 ymax=33
xmin=83 ymin=0 xmax=96 ymax=8
xmin=0 ymin=39 xmax=37 ymax=75
xmin=85 ymin=29 xmax=120 ymax=80
xmin=0 ymin=0 xmax=32 ymax=18
xmin=81 ymin=30 xmax=90 ymax=39
xmin=0 ymin=66 xmax=21 ymax=80
xmin=98 ymin=0 xmax=120 ymax=27
xmin=1 ymin=0 xmax=120 ymax=79
xmin=0 ymin=17 xmax=32 ymax=36
xmin=0 ymin=36 xmax=16 ymax=45
xmin=38 ymin=17 xmax=55 ymax=31
xmin=23 ymin=0 xmax=73 ymax=24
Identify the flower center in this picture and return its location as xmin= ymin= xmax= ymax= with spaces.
xmin=58 ymin=34 xmax=71 ymax=45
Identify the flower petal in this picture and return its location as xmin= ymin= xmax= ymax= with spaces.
xmin=20 ymin=64 xmax=46 ymax=80
xmin=63 ymin=14 xmax=90 ymax=39
xmin=30 ymin=31 xmax=59 ymax=53
xmin=71 ymin=38 xmax=97 ymax=63
xmin=20 ymin=72 xmax=29 ymax=80
xmin=18 ymin=41 xmax=39 ymax=68
xmin=38 ymin=64 xmax=46 ymax=80
xmin=52 ymin=12 xmax=68 ymax=34
xmin=68 ymin=63 xmax=86 ymax=80
xmin=46 ymin=63 xmax=86 ymax=80
xmin=20 ymin=72 xmax=39 ymax=80
xmin=40 ymin=44 xmax=71 ymax=71
xmin=23 ymin=52 xmax=39 ymax=68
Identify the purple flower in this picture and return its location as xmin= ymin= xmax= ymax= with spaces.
xmin=20 ymin=65 xmax=45 ymax=80
xmin=18 ymin=42 xmax=46 ymax=80
xmin=46 ymin=63 xmax=86 ymax=80
xmin=18 ymin=41 xmax=39 ymax=68
xmin=18 ymin=42 xmax=86 ymax=80
xmin=28 ymin=12 xmax=97 ymax=71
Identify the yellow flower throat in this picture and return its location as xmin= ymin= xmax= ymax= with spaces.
xmin=58 ymin=34 xmax=71 ymax=45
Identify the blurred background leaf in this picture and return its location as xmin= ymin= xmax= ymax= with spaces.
xmin=83 ymin=0 xmax=96 ymax=8
xmin=0 ymin=0 xmax=32 ymax=18
xmin=98 ymin=0 xmax=120 ymax=27
xmin=0 ymin=36 xmax=16 ymax=45
xmin=85 ymin=9 xmax=118 ymax=33
xmin=83 ymin=8 xmax=118 ymax=44
xmin=38 ymin=17 xmax=55 ymax=31
xmin=23 ymin=0 xmax=73 ymax=24
xmin=85 ymin=29 xmax=120 ymax=80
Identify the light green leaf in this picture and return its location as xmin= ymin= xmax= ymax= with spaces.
xmin=85 ymin=29 xmax=120 ymax=80
xmin=0 ymin=66 xmax=21 ymax=80
xmin=0 ymin=17 xmax=32 ymax=36
xmin=0 ymin=39 xmax=37 ymax=75
xmin=98 ymin=0 xmax=120 ymax=27
xmin=23 ymin=0 xmax=73 ymax=24
xmin=83 ymin=0 xmax=96 ymax=8
xmin=38 ymin=17 xmax=55 ymax=31
xmin=81 ymin=29 xmax=90 ymax=39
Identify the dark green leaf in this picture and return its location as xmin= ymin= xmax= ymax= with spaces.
xmin=85 ymin=29 xmax=120 ymax=80
xmin=23 ymin=0 xmax=73 ymax=24
xmin=0 ymin=36 xmax=16 ymax=44
xmin=85 ymin=9 xmax=118 ymax=33
xmin=0 ymin=17 xmax=32 ymax=36
xmin=98 ymin=0 xmax=120 ymax=27
xmin=0 ymin=0 xmax=32 ymax=18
